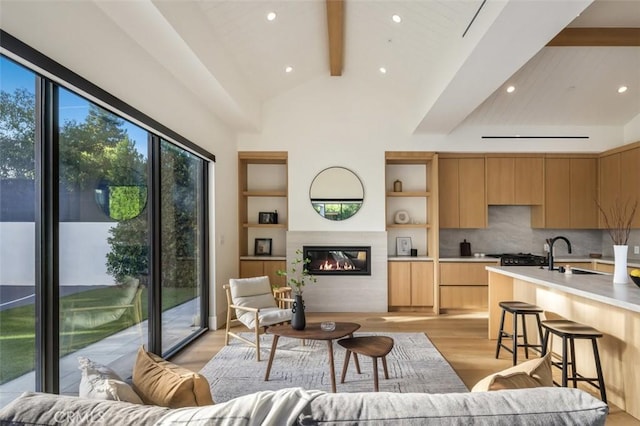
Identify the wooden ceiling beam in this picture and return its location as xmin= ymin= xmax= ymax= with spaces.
xmin=326 ymin=0 xmax=344 ymax=76
xmin=547 ymin=28 xmax=640 ymax=46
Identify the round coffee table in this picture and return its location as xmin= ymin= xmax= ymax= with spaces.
xmin=265 ymin=322 xmax=361 ymax=393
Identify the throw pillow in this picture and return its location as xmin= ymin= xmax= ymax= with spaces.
xmin=132 ymin=346 xmax=214 ymax=408
xmin=471 ymin=353 xmax=553 ymax=392
xmin=78 ymin=356 xmax=143 ymax=404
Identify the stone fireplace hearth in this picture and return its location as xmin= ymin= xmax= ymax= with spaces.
xmin=286 ymin=231 xmax=387 ymax=312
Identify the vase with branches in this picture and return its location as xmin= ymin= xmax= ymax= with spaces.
xmin=277 ymin=249 xmax=316 ymax=330
xmin=597 ymin=199 xmax=638 ymax=284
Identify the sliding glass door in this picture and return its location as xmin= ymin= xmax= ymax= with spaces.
xmin=57 ymin=88 xmax=150 ymax=392
xmin=0 ymin=57 xmax=37 ymax=406
xmin=160 ymin=141 xmax=205 ymax=353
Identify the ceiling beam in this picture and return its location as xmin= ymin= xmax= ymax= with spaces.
xmin=547 ymin=28 xmax=640 ymax=46
xmin=326 ymin=0 xmax=344 ymax=76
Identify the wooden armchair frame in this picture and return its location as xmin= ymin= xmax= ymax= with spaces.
xmin=224 ymin=283 xmax=293 ymax=361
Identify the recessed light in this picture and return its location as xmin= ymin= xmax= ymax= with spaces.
xmin=285 ymin=66 xmax=293 ymax=73
xmin=267 ymin=12 xmax=276 ymax=21
xmin=392 ymin=14 xmax=402 ymax=23
xmin=506 ymin=85 xmax=515 ymax=93
xmin=618 ymin=85 xmax=628 ymax=94
xmin=379 ymin=67 xmax=387 ymax=74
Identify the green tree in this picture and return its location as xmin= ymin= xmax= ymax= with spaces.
xmin=0 ymin=88 xmax=36 ymax=178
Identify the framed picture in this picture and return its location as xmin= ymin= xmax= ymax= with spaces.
xmin=258 ymin=211 xmax=278 ymax=224
xmin=254 ymin=238 xmax=272 ymax=256
xmin=396 ymin=237 xmax=412 ymax=256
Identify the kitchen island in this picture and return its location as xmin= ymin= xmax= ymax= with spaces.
xmin=487 ymin=265 xmax=640 ymax=420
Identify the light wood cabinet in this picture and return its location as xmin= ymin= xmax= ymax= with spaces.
xmin=240 ymin=259 xmax=286 ymax=286
xmin=238 ymin=152 xmax=288 ymax=274
xmin=388 ymin=261 xmax=434 ymax=308
xmin=439 ymin=157 xmax=486 ymax=228
xmin=486 ymin=156 xmax=543 ymax=205
xmin=533 ymin=157 xmax=597 ymax=229
xmin=439 ymin=262 xmax=494 ymax=311
xmin=599 ymin=144 xmax=640 ymax=229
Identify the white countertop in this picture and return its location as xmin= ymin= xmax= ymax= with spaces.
xmin=486 ymin=265 xmax=640 ymax=314
xmin=388 ymin=256 xmax=433 ymax=261
xmin=439 ymin=257 xmax=500 ymax=263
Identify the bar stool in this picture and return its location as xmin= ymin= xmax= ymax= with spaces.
xmin=495 ymin=301 xmax=544 ymax=365
xmin=541 ymin=319 xmax=607 ymax=403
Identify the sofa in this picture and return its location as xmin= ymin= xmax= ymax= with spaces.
xmin=0 ymin=386 xmax=608 ymax=425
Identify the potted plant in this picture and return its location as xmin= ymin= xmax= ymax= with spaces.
xmin=597 ymin=199 xmax=637 ymax=284
xmin=277 ymin=249 xmax=317 ymax=330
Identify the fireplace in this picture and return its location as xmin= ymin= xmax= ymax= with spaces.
xmin=303 ymin=246 xmax=371 ymax=276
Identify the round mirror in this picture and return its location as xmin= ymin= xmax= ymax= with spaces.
xmin=309 ymin=167 xmax=364 ymax=221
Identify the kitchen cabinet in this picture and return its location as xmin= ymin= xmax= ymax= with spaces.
xmin=388 ymin=261 xmax=434 ymax=309
xmin=240 ymin=259 xmax=286 ymax=287
xmin=599 ymin=144 xmax=640 ymax=229
xmin=385 ymin=152 xmax=438 ymax=258
xmin=238 ymin=152 xmax=288 ymax=273
xmin=532 ymin=157 xmax=598 ymax=228
xmin=439 ymin=157 xmax=486 ymax=228
xmin=438 ymin=262 xmax=494 ymax=311
xmin=486 ymin=156 xmax=543 ymax=205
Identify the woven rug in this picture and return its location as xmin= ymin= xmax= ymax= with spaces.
xmin=200 ymin=332 xmax=468 ymax=402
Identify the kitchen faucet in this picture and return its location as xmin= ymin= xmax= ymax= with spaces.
xmin=547 ymin=236 xmax=572 ymax=271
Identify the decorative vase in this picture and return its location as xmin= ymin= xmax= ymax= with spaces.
xmin=393 ymin=179 xmax=402 ymax=192
xmin=291 ymin=294 xmax=306 ymax=330
xmin=613 ymin=245 xmax=629 ymax=284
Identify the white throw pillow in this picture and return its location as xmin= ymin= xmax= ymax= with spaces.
xmin=78 ymin=356 xmax=143 ymax=404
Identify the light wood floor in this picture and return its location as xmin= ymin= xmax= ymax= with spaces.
xmin=172 ymin=312 xmax=638 ymax=425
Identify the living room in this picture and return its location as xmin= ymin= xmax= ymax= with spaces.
xmin=1 ymin=0 xmax=639 ymax=424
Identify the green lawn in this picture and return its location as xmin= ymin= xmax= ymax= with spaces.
xmin=0 ymin=287 xmax=196 ymax=384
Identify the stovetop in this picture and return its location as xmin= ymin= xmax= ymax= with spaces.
xmin=487 ymin=253 xmax=548 ymax=266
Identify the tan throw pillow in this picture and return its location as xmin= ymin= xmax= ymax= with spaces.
xmin=78 ymin=356 xmax=143 ymax=404
xmin=471 ymin=353 xmax=553 ymax=392
xmin=132 ymin=347 xmax=214 ymax=408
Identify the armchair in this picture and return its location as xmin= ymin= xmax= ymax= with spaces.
xmin=224 ymin=276 xmax=293 ymax=361
xmin=62 ymin=276 xmax=143 ymax=351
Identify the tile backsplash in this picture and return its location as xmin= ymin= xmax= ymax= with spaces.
xmin=439 ymin=206 xmax=605 ymax=258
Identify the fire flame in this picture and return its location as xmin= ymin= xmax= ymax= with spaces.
xmin=318 ymin=260 xmax=356 ymax=271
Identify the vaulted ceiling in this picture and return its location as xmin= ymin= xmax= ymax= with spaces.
xmin=1 ymin=0 xmax=639 ymax=135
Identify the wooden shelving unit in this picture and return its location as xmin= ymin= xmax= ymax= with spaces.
xmin=385 ymin=151 xmax=439 ymax=313
xmin=238 ymin=151 xmax=288 ymax=286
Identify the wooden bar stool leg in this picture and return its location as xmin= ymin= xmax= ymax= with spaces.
xmin=561 ymin=336 xmax=569 ymax=388
xmin=512 ymin=311 xmax=518 ymax=365
xmin=592 ymin=339 xmax=607 ymax=403
xmin=495 ymin=309 xmax=506 ymax=358
xmin=569 ymin=337 xmax=577 ymax=388
xmin=521 ymin=313 xmax=530 ymax=359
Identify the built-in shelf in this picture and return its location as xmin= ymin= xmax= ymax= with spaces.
xmin=242 ymin=223 xmax=287 ymax=229
xmin=242 ymin=190 xmax=287 ymax=197
xmin=386 ymin=191 xmax=431 ymax=197
xmin=386 ymin=223 xmax=430 ymax=229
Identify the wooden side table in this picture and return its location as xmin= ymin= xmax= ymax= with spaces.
xmin=338 ymin=336 xmax=394 ymax=391
xmin=265 ymin=322 xmax=361 ymax=393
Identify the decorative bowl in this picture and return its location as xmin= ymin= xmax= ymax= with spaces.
xmin=630 ymin=275 xmax=640 ymax=288
xmin=320 ymin=321 xmax=336 ymax=331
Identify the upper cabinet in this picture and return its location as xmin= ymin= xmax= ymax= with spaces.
xmin=385 ymin=152 xmax=438 ymax=258
xmin=486 ymin=156 xmax=543 ymax=205
xmin=238 ymin=152 xmax=288 ymax=282
xmin=531 ymin=156 xmax=598 ymax=229
xmin=439 ymin=156 xmax=486 ymax=228
xmin=599 ymin=143 xmax=640 ymax=229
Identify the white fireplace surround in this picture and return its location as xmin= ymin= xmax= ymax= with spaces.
xmin=286 ymin=231 xmax=388 ymax=312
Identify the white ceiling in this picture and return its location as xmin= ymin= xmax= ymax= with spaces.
xmin=1 ymin=0 xmax=639 ymax=134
